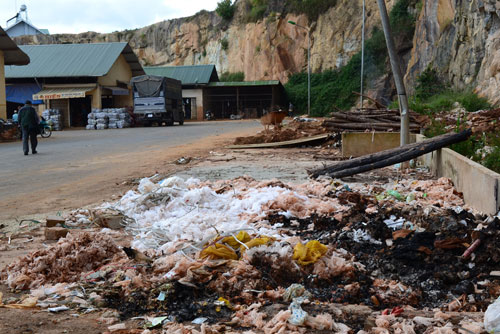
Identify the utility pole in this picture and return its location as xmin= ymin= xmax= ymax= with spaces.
xmin=360 ymin=0 xmax=366 ymax=110
xmin=376 ymin=0 xmax=410 ymax=146
xmin=288 ymin=20 xmax=311 ymax=116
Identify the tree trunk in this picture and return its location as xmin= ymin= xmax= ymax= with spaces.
xmin=310 ymin=129 xmax=472 ymax=178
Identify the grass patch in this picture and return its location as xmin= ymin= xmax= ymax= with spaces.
xmin=289 ymin=0 xmax=337 ymax=21
xmin=219 ymin=72 xmax=245 ymax=82
xmin=424 ymin=121 xmax=500 ymax=173
xmin=246 ymin=0 xmax=268 ymax=22
xmin=221 ymin=38 xmax=229 ymax=51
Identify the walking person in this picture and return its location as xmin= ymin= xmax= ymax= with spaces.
xmin=18 ymin=100 xmax=39 ymax=155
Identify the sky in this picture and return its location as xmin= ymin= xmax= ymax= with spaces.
xmin=0 ymin=0 xmax=221 ymax=34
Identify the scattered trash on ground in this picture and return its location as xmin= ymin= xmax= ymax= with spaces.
xmin=1 ymin=170 xmax=498 ymax=333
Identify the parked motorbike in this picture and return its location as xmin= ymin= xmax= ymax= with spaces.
xmin=205 ymin=110 xmax=215 ymax=120
xmin=39 ymin=118 xmax=52 ymax=138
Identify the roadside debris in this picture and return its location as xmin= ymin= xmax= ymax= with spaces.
xmin=1 ymin=171 xmax=499 ymax=333
xmin=234 ymin=117 xmax=328 ymax=145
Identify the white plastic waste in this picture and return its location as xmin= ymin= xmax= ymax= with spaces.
xmin=485 ymin=297 xmax=500 ymax=333
xmin=288 ymin=298 xmax=308 ymax=326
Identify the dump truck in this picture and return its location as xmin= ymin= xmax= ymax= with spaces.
xmin=130 ymin=75 xmax=184 ymax=126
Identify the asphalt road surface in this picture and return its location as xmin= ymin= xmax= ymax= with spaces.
xmin=0 ymin=120 xmax=260 ymax=218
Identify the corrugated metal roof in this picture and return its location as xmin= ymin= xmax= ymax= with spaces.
xmin=207 ymin=80 xmax=281 ymax=87
xmin=0 ymin=26 xmax=30 ymax=65
xmin=144 ymin=65 xmax=218 ymax=85
xmin=5 ymin=42 xmax=144 ymax=78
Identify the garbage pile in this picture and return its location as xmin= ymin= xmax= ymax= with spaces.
xmin=1 ymin=175 xmax=499 ymax=333
xmin=432 ymin=108 xmax=500 ymax=135
xmin=0 ymin=119 xmax=19 ymax=141
xmin=234 ymin=118 xmax=328 ymax=145
xmin=323 ymin=109 xmax=428 ymax=133
xmin=42 ymin=109 xmax=63 ymax=131
xmin=87 ymin=108 xmax=131 ymax=130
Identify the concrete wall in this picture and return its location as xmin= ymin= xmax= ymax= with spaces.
xmin=90 ymin=87 xmax=102 ymax=109
xmin=342 ymin=132 xmax=416 ymax=157
xmin=98 ymin=54 xmax=133 ymax=107
xmin=416 ymin=135 xmax=500 ymax=215
xmin=0 ymin=50 xmax=6 ymax=119
xmin=182 ymin=88 xmax=204 ymax=120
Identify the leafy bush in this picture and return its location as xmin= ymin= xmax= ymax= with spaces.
xmin=221 ymin=38 xmax=229 ymax=51
xmin=219 ymin=72 xmax=245 ymax=82
xmin=457 ymin=92 xmax=490 ymax=112
xmin=389 ymin=0 xmax=416 ymax=40
xmin=483 ymin=146 xmax=500 ymax=173
xmin=423 ymin=118 xmax=447 ymax=138
xmin=415 ymin=67 xmax=444 ymax=100
xmin=289 ymin=0 xmax=337 ymax=21
xmin=216 ymin=0 xmax=235 ymax=20
xmin=246 ymin=0 xmax=268 ymax=22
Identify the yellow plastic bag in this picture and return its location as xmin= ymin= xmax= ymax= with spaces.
xmin=200 ymin=244 xmax=238 ymax=260
xmin=293 ymin=240 xmax=328 ymax=265
xmin=241 ymin=236 xmax=275 ymax=252
xmin=221 ymin=231 xmax=251 ymax=249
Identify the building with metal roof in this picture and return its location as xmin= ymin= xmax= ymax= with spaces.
xmin=0 ymin=26 xmax=29 ymax=120
xmin=204 ymin=80 xmax=285 ymax=120
xmin=144 ymin=65 xmax=285 ymax=120
xmin=144 ymin=65 xmax=218 ymax=86
xmin=5 ymin=42 xmax=144 ymax=127
xmin=5 ymin=5 xmax=48 ymax=38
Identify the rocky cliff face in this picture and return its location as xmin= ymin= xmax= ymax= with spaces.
xmin=14 ymin=0 xmax=393 ymax=85
xmin=13 ymin=0 xmax=500 ymax=105
xmin=406 ymin=0 xmax=500 ymax=104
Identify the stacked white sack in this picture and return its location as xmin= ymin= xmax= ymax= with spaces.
xmin=113 ymin=176 xmax=301 ymax=253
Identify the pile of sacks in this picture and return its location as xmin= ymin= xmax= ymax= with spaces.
xmin=41 ymin=109 xmax=63 ymax=131
xmin=86 ymin=108 xmax=131 ymax=130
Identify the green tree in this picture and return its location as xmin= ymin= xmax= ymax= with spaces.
xmin=216 ymin=0 xmax=235 ymax=20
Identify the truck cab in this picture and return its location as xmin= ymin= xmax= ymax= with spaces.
xmin=131 ymin=75 xmax=184 ymax=126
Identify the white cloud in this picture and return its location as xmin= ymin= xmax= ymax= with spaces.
xmin=1 ymin=0 xmax=221 ymax=34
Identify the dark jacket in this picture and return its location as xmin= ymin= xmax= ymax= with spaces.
xmin=18 ymin=105 xmax=39 ymax=129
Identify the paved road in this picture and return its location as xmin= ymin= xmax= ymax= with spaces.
xmin=0 ymin=120 xmax=260 ymax=206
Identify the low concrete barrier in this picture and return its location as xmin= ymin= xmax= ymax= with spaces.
xmin=341 ymin=132 xmax=415 ymax=157
xmin=417 ymin=134 xmax=500 ymax=215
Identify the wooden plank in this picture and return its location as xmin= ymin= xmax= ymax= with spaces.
xmin=227 ymin=134 xmax=330 ymax=149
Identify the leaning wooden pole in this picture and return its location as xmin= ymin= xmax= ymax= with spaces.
xmin=310 ymin=129 xmax=472 ymax=179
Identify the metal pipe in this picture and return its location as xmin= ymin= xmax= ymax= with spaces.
xmin=376 ymin=0 xmax=410 ymax=146
xmin=288 ymin=20 xmax=311 ymax=116
xmin=307 ymin=29 xmax=311 ymax=116
xmin=360 ymin=0 xmax=366 ymax=110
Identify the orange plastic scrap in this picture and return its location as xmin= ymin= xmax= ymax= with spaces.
xmin=200 ymin=244 xmax=238 ymax=260
xmin=221 ymin=231 xmax=252 ymax=249
xmin=293 ymin=240 xmax=328 ymax=266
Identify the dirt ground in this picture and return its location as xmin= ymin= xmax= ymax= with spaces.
xmin=0 ymin=125 xmax=341 ymax=334
xmin=0 ymin=125 xmax=261 ymax=227
xmin=1 ymin=128 xmax=491 ymax=334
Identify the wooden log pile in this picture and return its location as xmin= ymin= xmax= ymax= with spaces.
xmin=322 ymin=109 xmax=427 ymax=133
